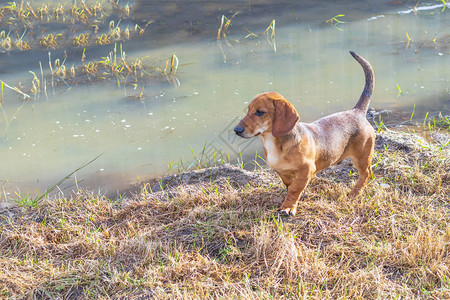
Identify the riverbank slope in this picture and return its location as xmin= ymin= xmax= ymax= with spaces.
xmin=1 ymin=129 xmax=449 ymax=298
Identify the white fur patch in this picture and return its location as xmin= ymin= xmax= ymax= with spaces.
xmin=262 ymin=134 xmax=280 ymax=168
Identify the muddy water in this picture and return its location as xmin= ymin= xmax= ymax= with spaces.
xmin=0 ymin=1 xmax=448 ymax=200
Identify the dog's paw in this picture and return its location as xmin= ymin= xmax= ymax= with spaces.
xmin=277 ymin=207 xmax=297 ymax=216
xmin=348 ymin=189 xmax=361 ymax=198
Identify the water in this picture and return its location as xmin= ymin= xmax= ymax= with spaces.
xmin=0 ymin=0 xmax=448 ymax=200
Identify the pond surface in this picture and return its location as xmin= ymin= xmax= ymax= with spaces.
xmin=0 ymin=0 xmax=448 ymax=200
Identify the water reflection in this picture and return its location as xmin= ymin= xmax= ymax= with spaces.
xmin=0 ymin=1 xmax=448 ymax=200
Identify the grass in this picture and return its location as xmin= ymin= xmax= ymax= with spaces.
xmin=168 ymin=142 xmax=231 ymax=174
xmin=424 ymin=112 xmax=450 ymax=131
xmin=14 ymin=153 xmax=105 ymax=209
xmin=0 ymin=129 xmax=448 ymax=298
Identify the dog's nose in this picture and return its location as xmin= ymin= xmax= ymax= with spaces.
xmin=234 ymin=126 xmax=245 ymax=135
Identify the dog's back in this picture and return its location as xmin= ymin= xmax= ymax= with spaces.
xmin=307 ymin=110 xmax=373 ymax=171
xmin=305 ymin=51 xmax=375 ymax=170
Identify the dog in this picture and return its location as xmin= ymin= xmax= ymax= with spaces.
xmin=234 ymin=51 xmax=375 ymax=216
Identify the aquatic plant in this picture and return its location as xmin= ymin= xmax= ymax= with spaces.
xmin=0 ymin=80 xmax=30 ymax=100
xmin=134 ymin=21 xmax=152 ymax=36
xmin=0 ymin=1 xmax=148 ymax=51
xmin=217 ymin=15 xmax=278 ymax=62
xmin=0 ymin=32 xmax=11 ymax=50
xmin=241 ymin=19 xmax=277 ymax=51
xmin=39 ymin=33 xmax=62 ymax=49
xmin=396 ymin=83 xmax=403 ymax=97
xmin=28 ymin=71 xmax=40 ymax=95
xmin=263 ymin=19 xmax=276 ymax=52
xmin=437 ymin=0 xmax=447 ymax=12
xmin=405 ymin=31 xmax=413 ymax=48
xmin=326 ymin=14 xmax=345 ymax=31
xmin=73 ymin=33 xmax=90 ymax=47
xmin=2 ymin=43 xmax=181 ymax=101
xmin=217 ymin=13 xmax=239 ymax=41
xmin=164 ymin=54 xmax=178 ymax=76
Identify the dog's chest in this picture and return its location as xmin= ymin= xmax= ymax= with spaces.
xmin=262 ymin=135 xmax=287 ymax=170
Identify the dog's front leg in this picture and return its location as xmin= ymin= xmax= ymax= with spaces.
xmin=278 ymin=169 xmax=313 ymax=216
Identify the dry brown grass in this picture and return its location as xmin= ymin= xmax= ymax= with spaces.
xmin=0 ymin=130 xmax=449 ymax=299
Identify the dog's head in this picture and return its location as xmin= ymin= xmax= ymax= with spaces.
xmin=234 ymin=92 xmax=299 ymax=138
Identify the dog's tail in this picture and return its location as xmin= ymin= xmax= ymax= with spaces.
xmin=350 ymin=51 xmax=374 ymax=113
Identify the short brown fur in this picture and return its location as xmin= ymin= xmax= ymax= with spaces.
xmin=234 ymin=51 xmax=375 ymax=215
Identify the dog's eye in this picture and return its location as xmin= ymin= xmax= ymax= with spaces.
xmin=255 ymin=110 xmax=266 ymax=116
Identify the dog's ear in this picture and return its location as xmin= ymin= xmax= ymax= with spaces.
xmin=272 ymin=99 xmax=300 ymax=137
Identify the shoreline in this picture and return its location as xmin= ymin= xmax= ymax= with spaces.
xmin=1 ymin=118 xmax=449 ymax=204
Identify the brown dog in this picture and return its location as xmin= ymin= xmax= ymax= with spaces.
xmin=234 ymin=51 xmax=375 ymax=216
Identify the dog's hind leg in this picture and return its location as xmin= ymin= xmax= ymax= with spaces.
xmin=348 ymin=141 xmax=374 ymax=198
